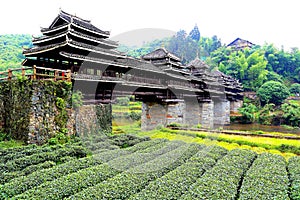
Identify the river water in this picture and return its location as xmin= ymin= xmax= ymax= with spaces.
xmin=223 ymin=123 xmax=300 ymax=135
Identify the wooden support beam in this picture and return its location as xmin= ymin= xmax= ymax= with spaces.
xmin=67 ymin=70 xmax=71 ymax=82
xmin=54 ymin=70 xmax=58 ymax=81
xmin=33 ymin=65 xmax=37 ymax=80
xmin=22 ymin=68 xmax=25 ymax=77
xmin=7 ymin=69 xmax=12 ymax=80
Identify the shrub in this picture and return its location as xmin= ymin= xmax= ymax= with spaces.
xmin=290 ymin=83 xmax=300 ymax=96
xmin=0 ymin=145 xmax=87 ymax=174
xmin=281 ymin=101 xmax=300 ymax=127
xmin=0 ymin=161 xmax=56 ymax=185
xmin=115 ymin=96 xmax=130 ymax=106
xmin=257 ymin=81 xmax=290 ymax=106
xmin=238 ymin=103 xmax=258 ymax=123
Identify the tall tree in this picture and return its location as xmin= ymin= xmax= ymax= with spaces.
xmin=167 ymin=30 xmax=198 ymax=64
xmin=218 ymin=49 xmax=268 ymax=91
xmin=188 ymin=24 xmax=200 ymax=42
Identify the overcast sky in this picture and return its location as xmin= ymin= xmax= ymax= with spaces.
xmin=1 ymin=0 xmax=300 ymax=50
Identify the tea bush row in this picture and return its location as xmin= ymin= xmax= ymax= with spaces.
xmin=239 ymin=153 xmax=289 ymax=200
xmin=67 ymin=143 xmax=201 ymax=200
xmin=181 ymin=149 xmax=257 ymax=200
xmin=288 ymin=156 xmax=300 ymax=200
xmin=130 ymin=145 xmax=228 ymax=199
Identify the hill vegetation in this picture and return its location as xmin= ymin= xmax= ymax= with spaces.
xmin=0 ymin=34 xmax=32 ymax=70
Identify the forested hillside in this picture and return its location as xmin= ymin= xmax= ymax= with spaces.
xmin=0 ymin=34 xmax=32 ymax=70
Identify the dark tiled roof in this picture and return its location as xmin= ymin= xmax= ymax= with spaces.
xmin=36 ymin=29 xmax=118 ymax=48
xmin=24 ymin=40 xmax=123 ymax=58
xmin=187 ymin=58 xmax=210 ymax=69
xmin=212 ymin=70 xmax=243 ymax=90
xmin=116 ymin=58 xmax=164 ymax=74
xmin=142 ymin=48 xmax=181 ymax=62
xmin=23 ymin=41 xmax=67 ymax=55
xmin=56 ymin=10 xmax=110 ymax=36
xmin=60 ymin=52 xmax=130 ymax=68
xmin=227 ymin=37 xmax=254 ymax=48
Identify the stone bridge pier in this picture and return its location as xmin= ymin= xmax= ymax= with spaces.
xmin=141 ymin=99 xmax=231 ymax=131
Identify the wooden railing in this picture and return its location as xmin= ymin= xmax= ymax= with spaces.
xmin=72 ymin=73 xmax=162 ymax=86
xmin=0 ymin=65 xmax=71 ymax=82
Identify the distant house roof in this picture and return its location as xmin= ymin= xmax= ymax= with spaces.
xmin=142 ymin=48 xmax=181 ymax=62
xmin=227 ymin=38 xmax=254 ymax=50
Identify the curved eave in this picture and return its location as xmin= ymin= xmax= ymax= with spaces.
xmin=71 ymin=22 xmax=109 ymax=38
xmin=225 ymin=91 xmax=237 ymax=95
xmin=24 ymin=40 xmax=123 ymax=58
xmin=166 ymin=72 xmax=190 ymax=81
xmin=69 ymin=30 xmax=118 ymax=48
xmin=41 ymin=24 xmax=69 ymax=34
xmin=150 ymin=60 xmax=181 ymax=67
xmin=165 ymin=67 xmax=190 ymax=75
xmin=23 ymin=42 xmax=67 ymax=56
xmin=68 ymin=41 xmax=125 ymax=58
xmin=34 ymin=29 xmax=118 ymax=49
xmin=59 ymin=52 xmax=130 ymax=68
xmin=33 ymin=31 xmax=68 ymax=45
xmin=166 ymin=53 xmax=181 ymax=62
xmin=131 ymin=65 xmax=166 ymax=74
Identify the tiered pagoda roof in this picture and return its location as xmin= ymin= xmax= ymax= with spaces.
xmin=187 ymin=58 xmax=225 ymax=97
xmin=42 ymin=10 xmax=110 ymax=37
xmin=23 ymin=10 xmax=125 ymax=72
xmin=142 ymin=48 xmax=198 ymax=93
xmin=212 ymin=70 xmax=243 ymax=100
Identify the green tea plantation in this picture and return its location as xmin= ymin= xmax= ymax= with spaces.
xmin=0 ymin=134 xmax=299 ymax=200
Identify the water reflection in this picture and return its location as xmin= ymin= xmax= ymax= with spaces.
xmin=223 ymin=123 xmax=300 ymax=135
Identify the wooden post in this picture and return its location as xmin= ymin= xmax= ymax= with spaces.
xmin=22 ymin=68 xmax=25 ymax=77
xmin=54 ymin=70 xmax=58 ymax=81
xmin=33 ymin=65 xmax=37 ymax=80
xmin=67 ymin=70 xmax=71 ymax=82
xmin=7 ymin=69 xmax=12 ymax=80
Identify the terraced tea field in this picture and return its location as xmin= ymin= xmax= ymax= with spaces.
xmin=0 ymin=135 xmax=299 ymax=200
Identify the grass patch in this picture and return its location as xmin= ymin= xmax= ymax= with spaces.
xmin=0 ymin=140 xmax=25 ymax=149
xmin=135 ymin=128 xmax=298 ymax=159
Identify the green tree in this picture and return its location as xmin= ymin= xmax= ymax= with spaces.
xmin=188 ymin=24 xmax=200 ymax=42
xmin=289 ymin=83 xmax=300 ymax=96
xmin=217 ymin=49 xmax=268 ymax=91
xmin=167 ymin=30 xmax=198 ymax=64
xmin=258 ymin=103 xmax=276 ymax=125
xmin=257 ymin=81 xmax=290 ymax=106
xmin=238 ymin=103 xmax=258 ymax=124
xmin=281 ymin=101 xmax=300 ymax=127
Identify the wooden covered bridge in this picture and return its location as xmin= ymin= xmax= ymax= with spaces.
xmin=2 ymin=10 xmax=243 ymax=130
